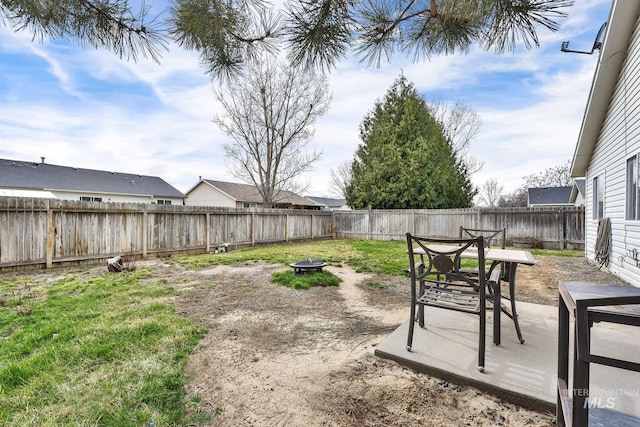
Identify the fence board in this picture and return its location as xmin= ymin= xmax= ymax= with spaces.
xmin=335 ymin=207 xmax=584 ymax=249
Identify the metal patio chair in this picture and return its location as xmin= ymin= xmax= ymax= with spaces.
xmin=459 ymin=226 xmax=525 ymax=344
xmin=457 ymin=226 xmax=506 ymax=279
xmin=405 ymin=233 xmax=497 ymax=372
xmin=459 ymin=227 xmax=506 ymax=249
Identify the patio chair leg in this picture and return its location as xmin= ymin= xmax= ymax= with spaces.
xmin=417 ymin=265 xmax=425 ymax=327
xmin=511 ymin=297 xmax=525 ymax=344
xmin=479 ymin=293 xmax=486 ymax=373
xmin=407 ymin=303 xmax=417 ymax=352
xmin=508 ymin=266 xmax=525 ymax=344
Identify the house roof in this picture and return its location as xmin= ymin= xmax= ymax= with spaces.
xmin=528 ymin=186 xmax=573 ymax=206
xmin=569 ymin=179 xmax=586 ymax=204
xmin=200 ymin=179 xmax=317 ymax=206
xmin=0 ymin=158 xmax=185 ymax=198
xmin=306 ymin=196 xmax=347 ymax=207
xmin=575 ymin=178 xmax=586 ymax=197
xmin=571 ymin=0 xmax=640 ymax=177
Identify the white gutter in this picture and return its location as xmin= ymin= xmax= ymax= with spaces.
xmin=571 ymin=0 xmax=640 ymax=177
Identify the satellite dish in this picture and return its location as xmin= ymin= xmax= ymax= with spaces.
xmin=561 ymin=22 xmax=607 ymax=55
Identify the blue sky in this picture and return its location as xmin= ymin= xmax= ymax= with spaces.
xmin=0 ymin=0 xmax=612 ymax=199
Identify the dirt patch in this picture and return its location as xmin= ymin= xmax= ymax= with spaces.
xmin=6 ymin=255 xmax=624 ymax=426
xmin=513 ymin=256 xmax=630 ymax=306
xmin=164 ymin=256 xmax=628 ymax=426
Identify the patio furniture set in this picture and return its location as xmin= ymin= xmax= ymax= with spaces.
xmin=405 ymin=227 xmax=531 ymax=372
xmin=403 ymin=227 xmax=640 ymax=426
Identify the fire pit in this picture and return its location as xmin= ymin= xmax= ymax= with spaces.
xmin=290 ymin=258 xmax=327 ymax=275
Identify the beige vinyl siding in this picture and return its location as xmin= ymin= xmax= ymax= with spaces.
xmin=185 ymin=182 xmax=236 ymax=207
xmin=50 ymin=190 xmax=182 ymax=205
xmin=586 ymin=12 xmax=640 ymax=285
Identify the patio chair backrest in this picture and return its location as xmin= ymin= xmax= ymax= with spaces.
xmin=459 ymin=227 xmax=506 ymax=249
xmin=407 ymin=234 xmax=486 ymax=291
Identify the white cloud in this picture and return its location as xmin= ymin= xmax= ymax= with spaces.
xmin=0 ymin=0 xmax=612 ymax=200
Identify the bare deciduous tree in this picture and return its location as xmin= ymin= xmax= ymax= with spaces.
xmin=328 ymin=161 xmax=352 ymax=198
xmin=476 ymin=178 xmax=503 ymax=208
xmin=498 ymin=185 xmax=529 ymax=207
xmin=523 ymin=160 xmax=573 ymax=188
xmin=498 ymin=160 xmax=573 ymax=207
xmin=428 ymin=99 xmax=483 ymax=174
xmin=214 ymin=59 xmax=331 ymax=207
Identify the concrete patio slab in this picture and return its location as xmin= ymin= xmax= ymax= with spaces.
xmin=374 ymin=301 xmax=640 ymax=423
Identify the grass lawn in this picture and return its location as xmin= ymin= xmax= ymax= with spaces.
xmin=175 ymin=239 xmax=583 ymax=275
xmin=176 ymin=239 xmax=411 ymax=274
xmin=0 ymin=268 xmax=207 ymax=427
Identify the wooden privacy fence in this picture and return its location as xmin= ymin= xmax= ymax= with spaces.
xmin=0 ymin=198 xmax=333 ymax=269
xmin=333 ymin=207 xmax=585 ymax=249
xmin=0 ymin=197 xmax=584 ymax=269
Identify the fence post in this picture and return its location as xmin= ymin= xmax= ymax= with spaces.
xmin=411 ymin=210 xmax=416 ymax=235
xmin=310 ymin=213 xmax=314 ymax=240
xmin=368 ymin=206 xmax=373 ymax=240
xmin=206 ymin=212 xmax=211 ymax=252
xmin=251 ymin=212 xmax=255 ymax=246
xmin=332 ymin=211 xmax=336 ymax=239
xmin=285 ymin=213 xmax=289 ymax=242
xmin=560 ymin=208 xmax=566 ymax=249
xmin=142 ymin=205 xmax=148 ymax=258
xmin=46 ymin=201 xmax=53 ymax=269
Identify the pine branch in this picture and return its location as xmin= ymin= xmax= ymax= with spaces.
xmin=284 ymin=0 xmax=353 ymax=71
xmin=1 ymin=0 xmax=576 ymax=77
xmin=483 ymin=0 xmax=574 ymax=53
xmin=170 ymin=0 xmax=281 ymax=80
xmin=0 ymin=0 xmax=167 ymax=62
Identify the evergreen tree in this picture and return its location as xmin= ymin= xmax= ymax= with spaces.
xmin=345 ymin=75 xmax=475 ymax=209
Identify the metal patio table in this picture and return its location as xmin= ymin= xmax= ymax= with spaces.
xmin=557 ymin=281 xmax=640 ymax=426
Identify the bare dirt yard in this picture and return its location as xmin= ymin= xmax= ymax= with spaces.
xmin=153 ymin=255 xmax=629 ymax=427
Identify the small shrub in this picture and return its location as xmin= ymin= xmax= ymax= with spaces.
xmin=271 ymin=270 xmax=342 ymax=290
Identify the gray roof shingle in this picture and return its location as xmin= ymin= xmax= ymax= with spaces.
xmin=575 ymin=179 xmax=585 ymax=197
xmin=306 ymin=196 xmax=347 ymax=207
xmin=528 ymin=186 xmax=573 ymax=205
xmin=0 ymin=158 xmax=185 ymax=198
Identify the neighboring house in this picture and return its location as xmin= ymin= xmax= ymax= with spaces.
xmin=570 ymin=0 xmax=640 ymax=284
xmin=185 ymin=178 xmax=320 ymax=210
xmin=306 ymin=196 xmax=352 ymax=211
xmin=527 ymin=186 xmax=573 ymax=208
xmin=0 ymin=189 xmax=57 ymax=199
xmin=570 ymin=179 xmax=586 ymax=207
xmin=0 ymin=157 xmax=185 ymax=204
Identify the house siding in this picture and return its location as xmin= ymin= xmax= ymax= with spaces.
xmin=586 ymin=11 xmax=640 ymax=285
xmin=51 ymin=190 xmax=183 ymax=205
xmin=574 ymin=193 xmax=584 ymax=206
xmin=185 ymin=182 xmax=236 ymax=208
